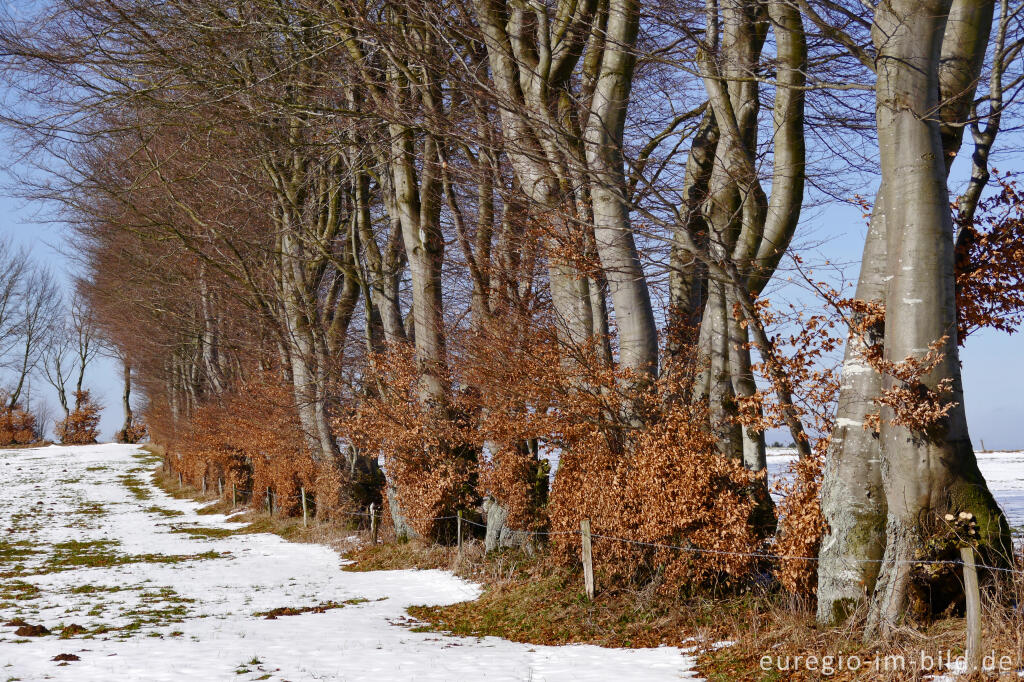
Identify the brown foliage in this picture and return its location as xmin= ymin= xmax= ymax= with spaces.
xmin=337 ymin=343 xmax=477 ymax=539
xmin=336 ymin=315 xmax=770 ymax=590
xmin=55 ymin=391 xmax=102 ymax=445
xmin=0 ymin=404 xmax=38 ymax=445
xmin=116 ymin=420 xmax=148 ymax=444
xmin=956 ymin=174 xmax=1024 ymax=341
xmin=773 ymin=440 xmax=827 ymax=595
xmin=152 ymin=370 xmax=356 ymax=521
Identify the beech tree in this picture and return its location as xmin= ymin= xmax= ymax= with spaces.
xmin=816 ymin=0 xmax=1019 ymax=633
xmin=1 ymin=0 xmax=1022 ymax=639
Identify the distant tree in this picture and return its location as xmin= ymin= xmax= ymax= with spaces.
xmin=55 ymin=389 xmax=101 ymax=444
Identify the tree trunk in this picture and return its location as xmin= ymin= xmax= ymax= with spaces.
xmin=818 ymin=0 xmax=997 ymax=626
xmin=280 ymin=227 xmax=339 ymax=465
xmin=817 ymin=195 xmax=888 ymax=625
xmin=866 ymin=0 xmax=1009 ymax=638
xmin=583 ymin=0 xmax=658 ymax=379
xmin=117 ymin=360 xmax=135 ymax=443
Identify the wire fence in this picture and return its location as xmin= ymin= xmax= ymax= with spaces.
xmin=169 ymin=467 xmax=1024 ymax=578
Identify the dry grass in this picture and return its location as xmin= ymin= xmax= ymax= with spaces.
xmin=347 ymin=539 xmax=1024 ymax=680
xmin=148 ymin=450 xmax=1024 ymax=679
xmin=149 ymin=455 xmax=366 ymax=556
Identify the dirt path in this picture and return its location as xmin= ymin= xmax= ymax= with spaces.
xmin=0 ymin=444 xmax=697 ymax=681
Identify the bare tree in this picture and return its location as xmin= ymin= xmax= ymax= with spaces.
xmin=41 ymin=320 xmax=74 ymax=419
xmin=69 ymin=293 xmax=100 ymax=407
xmin=0 ymin=239 xmax=31 ymax=367
xmin=5 ymin=266 xmax=60 ymax=408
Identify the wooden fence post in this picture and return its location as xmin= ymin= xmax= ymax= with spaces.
xmin=202 ymin=477 xmax=207 ymax=495
xmin=266 ymin=487 xmax=272 ymax=515
xmin=218 ymin=478 xmax=223 ymax=497
xmin=231 ymin=483 xmax=237 ymax=508
xmin=961 ymin=546 xmax=981 ymax=672
xmin=301 ymin=487 xmax=308 ymax=527
xmin=178 ymin=472 xmax=183 ymax=488
xmin=457 ymin=510 xmax=463 ymax=552
xmin=370 ymin=503 xmax=378 ymax=545
xmin=581 ymin=519 xmax=594 ymax=600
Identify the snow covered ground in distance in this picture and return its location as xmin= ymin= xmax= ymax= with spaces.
xmin=0 ymin=444 xmax=698 ymax=681
xmin=766 ymin=447 xmax=1024 ymax=533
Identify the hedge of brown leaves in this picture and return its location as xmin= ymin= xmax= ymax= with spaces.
xmin=149 ymin=371 xmax=355 ymax=521
xmin=337 ymin=318 xmax=770 ymax=591
xmin=0 ymin=404 xmax=38 ymax=445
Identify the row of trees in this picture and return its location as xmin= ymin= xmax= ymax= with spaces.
xmin=1 ymin=0 xmax=1022 ymax=639
xmin=0 ymin=239 xmax=115 ymax=444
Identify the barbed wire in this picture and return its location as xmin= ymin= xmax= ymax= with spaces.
xmin=168 ymin=472 xmax=1024 ymax=577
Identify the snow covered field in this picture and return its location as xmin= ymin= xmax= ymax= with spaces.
xmin=766 ymin=448 xmax=1024 ymax=534
xmin=0 ymin=444 xmax=697 ymax=681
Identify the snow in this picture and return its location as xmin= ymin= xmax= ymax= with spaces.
xmin=0 ymin=444 xmax=699 ymax=681
xmin=767 ymin=447 xmax=1024 ymax=534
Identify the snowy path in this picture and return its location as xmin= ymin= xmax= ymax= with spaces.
xmin=0 ymin=444 xmax=697 ymax=681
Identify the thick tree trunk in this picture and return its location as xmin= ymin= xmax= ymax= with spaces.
xmin=818 ymin=0 xmax=997 ymax=626
xmin=382 ymin=125 xmax=447 ymax=539
xmin=280 ymin=228 xmax=339 ymax=465
xmin=866 ymin=0 xmax=1009 ymax=638
xmin=668 ymin=110 xmax=716 ymax=359
xmin=116 ymin=360 xmax=135 ymax=443
xmin=816 ymin=195 xmax=888 ymax=625
xmin=583 ymin=0 xmax=658 ymax=379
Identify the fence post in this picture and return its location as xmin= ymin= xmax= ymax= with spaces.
xmin=581 ymin=519 xmax=594 ymax=600
xmin=266 ymin=487 xmax=272 ymax=515
xmin=961 ymin=546 xmax=981 ymax=672
xmin=178 ymin=472 xmax=183 ymax=488
xmin=231 ymin=483 xmax=237 ymax=508
xmin=301 ymin=487 xmax=308 ymax=527
xmin=202 ymin=477 xmax=207 ymax=495
xmin=218 ymin=478 xmax=223 ymax=497
xmin=370 ymin=503 xmax=378 ymax=545
xmin=457 ymin=510 xmax=463 ymax=552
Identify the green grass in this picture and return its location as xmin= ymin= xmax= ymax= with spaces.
xmin=0 ymin=540 xmax=39 ymax=564
xmin=0 ymin=580 xmax=41 ymax=602
xmin=144 ymin=506 xmax=184 ymax=518
xmin=76 ymin=502 xmax=107 ymax=517
xmin=38 ymin=539 xmax=225 ymax=574
xmin=254 ymin=598 xmax=369 ymax=619
xmin=68 ymin=583 xmax=125 ymax=595
xmin=118 ymin=473 xmax=152 ymax=501
xmin=169 ymin=526 xmax=240 ymax=539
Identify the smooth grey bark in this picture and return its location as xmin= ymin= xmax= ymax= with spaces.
xmin=387 ymin=127 xmax=446 ymax=539
xmin=816 ymin=194 xmax=888 ymax=625
xmin=280 ymin=226 xmax=339 ymax=465
xmin=938 ymin=0 xmax=996 ymax=172
xmin=667 ymin=109 xmax=716 ymax=358
xmin=866 ymin=0 xmax=1008 ymax=638
xmin=116 ymin=359 xmax=136 ymax=443
xmin=366 ymin=168 xmax=409 ymax=345
xmin=483 ymin=495 xmax=533 ymax=553
xmin=726 ymin=289 xmax=766 ymax=471
xmin=818 ymin=0 xmax=998 ymax=627
xmin=955 ymin=0 xmax=1009 ymax=229
xmin=471 ymin=0 xmax=609 ymax=352
xmin=692 ymin=0 xmax=805 ymax=468
xmin=583 ymin=0 xmax=659 ymax=378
